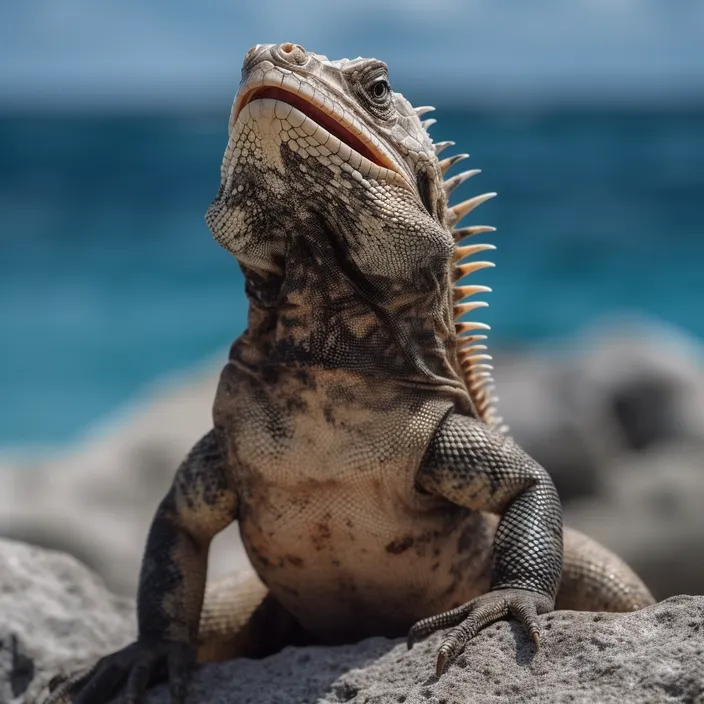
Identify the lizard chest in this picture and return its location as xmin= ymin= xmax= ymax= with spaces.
xmin=214 ymin=362 xmax=453 ymax=487
xmin=212 ymin=363 xmax=494 ymax=639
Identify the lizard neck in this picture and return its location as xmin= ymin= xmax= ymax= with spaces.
xmin=232 ymin=248 xmax=467 ymax=392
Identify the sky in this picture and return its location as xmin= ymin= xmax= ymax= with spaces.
xmin=1 ymin=0 xmax=703 ymax=109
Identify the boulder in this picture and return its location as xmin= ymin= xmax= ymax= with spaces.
xmin=4 ymin=538 xmax=701 ymax=704
xmin=0 ymin=540 xmax=134 ymax=704
xmin=497 ymin=317 xmax=704 ymax=503
xmin=166 ymin=596 xmax=703 ymax=704
xmin=562 ymin=443 xmax=704 ymax=601
xmin=0 ymin=355 xmax=248 ymax=597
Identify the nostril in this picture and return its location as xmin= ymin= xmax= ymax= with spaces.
xmin=277 ymin=43 xmax=307 ymax=65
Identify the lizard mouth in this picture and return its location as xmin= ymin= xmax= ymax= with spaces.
xmin=234 ymin=86 xmax=410 ymax=187
xmin=244 ymin=87 xmax=390 ymax=170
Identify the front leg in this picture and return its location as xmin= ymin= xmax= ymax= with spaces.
xmin=53 ymin=428 xmax=238 ymax=704
xmin=409 ymin=412 xmax=563 ymax=674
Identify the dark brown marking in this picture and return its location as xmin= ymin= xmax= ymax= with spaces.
xmin=294 ymin=368 xmax=317 ymax=389
xmin=323 ymin=405 xmax=336 ymax=425
xmin=311 ymin=521 xmax=332 ymax=551
xmin=457 ymin=524 xmax=475 ymax=553
xmin=316 ymin=523 xmax=331 ymax=538
xmin=284 ymin=395 xmax=308 ymax=414
xmin=286 ymin=554 xmax=305 ymax=567
xmin=386 ymin=536 xmax=414 ymax=554
xmin=247 ymin=544 xmax=271 ymax=568
xmin=280 ymin=314 xmax=304 ymax=330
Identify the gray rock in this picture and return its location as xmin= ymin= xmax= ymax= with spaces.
xmin=563 ymin=443 xmax=704 ymax=600
xmin=0 ymin=355 xmax=248 ymax=597
xmin=496 ymin=317 xmax=704 ymax=503
xmin=138 ymin=595 xmax=704 ymax=703
xmin=0 ymin=540 xmax=134 ymax=704
xmin=11 ymin=536 xmax=702 ymax=704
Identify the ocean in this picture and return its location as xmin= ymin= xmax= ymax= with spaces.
xmin=0 ymin=109 xmax=702 ymax=447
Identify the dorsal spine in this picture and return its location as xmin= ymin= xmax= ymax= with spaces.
xmin=439 ymin=142 xmax=506 ymax=433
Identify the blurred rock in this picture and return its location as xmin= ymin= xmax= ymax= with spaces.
xmin=563 ymin=444 xmax=704 ymax=601
xmin=11 ymin=537 xmax=703 ymax=704
xmin=497 ymin=316 xmax=704 ymax=502
xmin=488 ymin=317 xmax=704 ymax=600
xmin=0 ymin=539 xmax=134 ymax=704
xmin=495 ymin=317 xmax=704 ymax=598
xmin=0 ymin=354 xmax=248 ymax=596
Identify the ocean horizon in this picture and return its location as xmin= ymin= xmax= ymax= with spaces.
xmin=1 ymin=107 xmax=702 ymax=447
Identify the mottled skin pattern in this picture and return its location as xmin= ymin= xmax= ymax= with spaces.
xmin=46 ymin=43 xmax=654 ymax=704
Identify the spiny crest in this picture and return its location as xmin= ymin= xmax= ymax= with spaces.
xmin=416 ymin=104 xmax=507 ymax=434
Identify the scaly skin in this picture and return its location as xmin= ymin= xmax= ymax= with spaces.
xmin=46 ymin=43 xmax=654 ymax=704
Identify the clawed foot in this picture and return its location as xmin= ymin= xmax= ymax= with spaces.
xmin=44 ymin=640 xmax=195 ymax=704
xmin=407 ymin=588 xmax=553 ymax=676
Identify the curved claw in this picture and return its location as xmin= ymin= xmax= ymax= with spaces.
xmin=436 ymin=647 xmax=450 ymax=677
xmin=408 ymin=588 xmax=553 ymax=676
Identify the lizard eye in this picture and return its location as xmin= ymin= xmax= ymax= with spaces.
xmin=348 ymin=63 xmax=394 ymax=118
xmin=370 ymin=79 xmax=390 ymax=100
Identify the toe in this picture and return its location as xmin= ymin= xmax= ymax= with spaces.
xmin=433 ymin=589 xmax=553 ymax=674
xmin=407 ymin=602 xmax=473 ymax=649
xmin=435 ymin=599 xmax=505 ymax=675
xmin=507 ymin=590 xmax=552 ymax=648
xmin=125 ymin=651 xmax=158 ymax=704
xmin=168 ymin=643 xmax=196 ymax=704
xmin=73 ymin=647 xmax=134 ymax=704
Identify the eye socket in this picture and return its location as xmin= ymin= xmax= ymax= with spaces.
xmin=370 ymin=79 xmax=390 ymax=100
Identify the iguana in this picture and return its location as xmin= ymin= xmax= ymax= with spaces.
xmin=48 ymin=43 xmax=654 ymax=704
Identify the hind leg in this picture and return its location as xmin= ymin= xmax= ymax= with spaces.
xmin=197 ymin=570 xmax=311 ymax=662
xmin=557 ymin=526 xmax=655 ymax=612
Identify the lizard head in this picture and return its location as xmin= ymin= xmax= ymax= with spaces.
xmin=205 ymin=43 xmax=455 ymax=278
xmin=206 ymin=44 xmax=501 ymax=430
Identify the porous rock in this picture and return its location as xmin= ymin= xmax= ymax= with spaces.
xmin=5 ymin=538 xmax=702 ymax=704
xmin=142 ymin=595 xmax=704 ymax=704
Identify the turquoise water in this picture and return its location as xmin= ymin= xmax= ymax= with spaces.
xmin=0 ymin=110 xmax=702 ymax=446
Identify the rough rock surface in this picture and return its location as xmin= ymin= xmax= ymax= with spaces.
xmin=4 ymin=539 xmax=702 ymax=704
xmin=144 ymin=596 xmax=704 ymax=704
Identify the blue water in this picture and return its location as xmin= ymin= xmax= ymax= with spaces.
xmin=0 ymin=110 xmax=702 ymax=447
